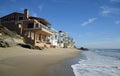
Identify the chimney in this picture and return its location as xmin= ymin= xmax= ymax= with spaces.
xmin=24 ymin=9 xmax=29 ymax=20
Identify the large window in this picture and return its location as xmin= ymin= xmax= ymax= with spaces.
xmin=19 ymin=17 xmax=23 ymax=20
xmin=27 ymin=23 xmax=34 ymax=28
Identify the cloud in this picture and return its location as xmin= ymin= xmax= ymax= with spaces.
xmin=110 ymin=0 xmax=120 ymax=3
xmin=100 ymin=6 xmax=120 ymax=16
xmin=115 ymin=20 xmax=120 ymax=24
xmin=100 ymin=7 xmax=111 ymax=16
xmin=81 ymin=18 xmax=97 ymax=26
xmin=38 ymin=4 xmax=44 ymax=11
xmin=31 ymin=12 xmax=38 ymax=17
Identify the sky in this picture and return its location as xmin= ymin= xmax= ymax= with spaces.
xmin=0 ymin=0 xmax=120 ymax=49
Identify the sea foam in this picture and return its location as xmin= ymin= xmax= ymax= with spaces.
xmin=71 ymin=50 xmax=120 ymax=76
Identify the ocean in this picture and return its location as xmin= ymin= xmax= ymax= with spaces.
xmin=71 ymin=49 xmax=120 ymax=76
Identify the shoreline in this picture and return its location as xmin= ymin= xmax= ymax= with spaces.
xmin=48 ymin=55 xmax=81 ymax=76
xmin=0 ymin=46 xmax=81 ymax=76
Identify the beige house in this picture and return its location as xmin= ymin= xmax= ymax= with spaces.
xmin=0 ymin=9 xmax=53 ymax=47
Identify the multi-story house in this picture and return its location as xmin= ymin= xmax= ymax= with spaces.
xmin=0 ymin=9 xmax=53 ymax=47
xmin=66 ymin=37 xmax=75 ymax=48
xmin=57 ymin=31 xmax=68 ymax=48
xmin=48 ymin=28 xmax=58 ymax=48
xmin=57 ymin=31 xmax=75 ymax=48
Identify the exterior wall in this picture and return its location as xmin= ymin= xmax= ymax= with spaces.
xmin=1 ymin=13 xmax=24 ymax=23
xmin=34 ymin=33 xmax=51 ymax=48
xmin=24 ymin=31 xmax=35 ymax=45
xmin=24 ymin=37 xmax=35 ymax=45
xmin=1 ymin=13 xmax=24 ymax=34
xmin=24 ymin=29 xmax=51 ymax=48
xmin=48 ymin=28 xmax=58 ymax=47
xmin=0 ymin=9 xmax=53 ymax=48
xmin=57 ymin=31 xmax=75 ymax=48
xmin=57 ymin=31 xmax=67 ymax=48
xmin=49 ymin=36 xmax=58 ymax=47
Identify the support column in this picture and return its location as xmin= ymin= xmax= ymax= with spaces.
xmin=40 ymin=34 xmax=43 ymax=42
xmin=30 ymin=31 xmax=31 ymax=38
xmin=34 ymin=32 xmax=36 ymax=45
xmin=45 ymin=35 xmax=47 ymax=43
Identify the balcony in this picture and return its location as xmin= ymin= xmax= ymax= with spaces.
xmin=24 ymin=24 xmax=53 ymax=35
xmin=39 ymin=25 xmax=52 ymax=33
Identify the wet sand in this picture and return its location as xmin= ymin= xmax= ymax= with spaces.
xmin=49 ymin=56 xmax=81 ymax=76
xmin=0 ymin=46 xmax=81 ymax=76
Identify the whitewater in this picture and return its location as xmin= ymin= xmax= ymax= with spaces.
xmin=71 ymin=49 xmax=120 ymax=76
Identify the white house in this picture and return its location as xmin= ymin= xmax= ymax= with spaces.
xmin=57 ymin=30 xmax=75 ymax=48
xmin=57 ymin=31 xmax=68 ymax=48
xmin=48 ymin=28 xmax=58 ymax=47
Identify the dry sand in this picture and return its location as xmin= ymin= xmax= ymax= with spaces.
xmin=0 ymin=46 xmax=80 ymax=76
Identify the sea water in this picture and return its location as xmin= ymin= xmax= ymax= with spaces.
xmin=71 ymin=49 xmax=120 ymax=76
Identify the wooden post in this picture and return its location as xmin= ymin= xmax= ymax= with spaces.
xmin=45 ymin=35 xmax=47 ymax=43
xmin=40 ymin=34 xmax=42 ymax=42
xmin=34 ymin=32 xmax=36 ymax=45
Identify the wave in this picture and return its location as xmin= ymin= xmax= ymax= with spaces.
xmin=71 ymin=50 xmax=120 ymax=76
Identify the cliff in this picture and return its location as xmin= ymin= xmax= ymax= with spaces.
xmin=0 ymin=24 xmax=24 ymax=47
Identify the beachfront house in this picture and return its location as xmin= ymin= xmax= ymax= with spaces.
xmin=66 ymin=37 xmax=75 ymax=48
xmin=48 ymin=28 xmax=58 ymax=48
xmin=57 ymin=31 xmax=68 ymax=48
xmin=57 ymin=31 xmax=75 ymax=48
xmin=0 ymin=9 xmax=53 ymax=47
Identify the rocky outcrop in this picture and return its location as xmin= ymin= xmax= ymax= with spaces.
xmin=0 ymin=24 xmax=44 ymax=50
xmin=17 ymin=44 xmax=44 ymax=50
xmin=0 ymin=39 xmax=9 ymax=48
xmin=0 ymin=38 xmax=24 ymax=48
xmin=78 ymin=47 xmax=89 ymax=51
xmin=0 ymin=25 xmax=18 ymax=37
xmin=0 ymin=38 xmax=44 ymax=50
xmin=0 ymin=24 xmax=24 ymax=48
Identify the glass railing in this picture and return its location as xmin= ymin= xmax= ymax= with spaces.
xmin=28 ymin=24 xmax=53 ymax=34
xmin=41 ymin=25 xmax=50 ymax=32
xmin=35 ymin=25 xmax=53 ymax=33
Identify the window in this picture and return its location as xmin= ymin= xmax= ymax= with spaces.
xmin=36 ymin=24 xmax=39 ymax=28
xmin=19 ymin=17 xmax=23 ymax=20
xmin=11 ymin=17 xmax=15 ymax=20
xmin=27 ymin=23 xmax=34 ymax=28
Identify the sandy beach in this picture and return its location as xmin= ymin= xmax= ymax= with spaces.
xmin=0 ymin=46 xmax=80 ymax=76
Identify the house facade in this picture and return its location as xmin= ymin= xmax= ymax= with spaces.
xmin=0 ymin=9 xmax=53 ymax=47
xmin=48 ymin=28 xmax=58 ymax=48
xmin=57 ymin=31 xmax=75 ymax=48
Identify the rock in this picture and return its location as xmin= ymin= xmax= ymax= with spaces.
xmin=4 ymin=38 xmax=16 ymax=47
xmin=78 ymin=47 xmax=89 ymax=51
xmin=17 ymin=43 xmax=44 ymax=50
xmin=17 ymin=44 xmax=33 ymax=49
xmin=0 ymin=38 xmax=24 ymax=48
xmin=0 ymin=39 xmax=9 ymax=48
xmin=33 ymin=46 xmax=44 ymax=50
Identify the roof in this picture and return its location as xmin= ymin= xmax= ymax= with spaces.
xmin=0 ymin=12 xmax=24 ymax=18
xmin=0 ymin=11 xmax=51 ymax=26
xmin=29 ymin=16 xmax=51 ymax=25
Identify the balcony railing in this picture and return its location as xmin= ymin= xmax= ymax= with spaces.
xmin=40 ymin=25 xmax=52 ymax=33
xmin=32 ymin=25 xmax=53 ymax=34
xmin=26 ymin=24 xmax=53 ymax=34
